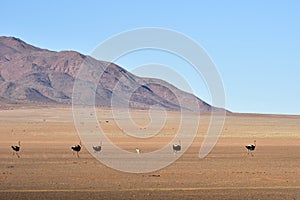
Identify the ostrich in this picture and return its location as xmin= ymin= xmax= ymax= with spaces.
xmin=71 ymin=141 xmax=81 ymax=158
xmin=173 ymin=140 xmax=181 ymax=154
xmin=245 ymin=140 xmax=256 ymax=156
xmin=93 ymin=142 xmax=102 ymax=153
xmin=11 ymin=141 xmax=21 ymax=158
xmin=135 ymin=148 xmax=140 ymax=154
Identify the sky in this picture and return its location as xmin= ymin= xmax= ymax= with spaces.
xmin=1 ymin=0 xmax=300 ymax=115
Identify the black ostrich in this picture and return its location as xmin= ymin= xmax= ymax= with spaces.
xmin=93 ymin=142 xmax=102 ymax=153
xmin=11 ymin=141 xmax=21 ymax=158
xmin=245 ymin=140 xmax=256 ymax=156
xmin=71 ymin=141 xmax=81 ymax=158
xmin=173 ymin=140 xmax=181 ymax=154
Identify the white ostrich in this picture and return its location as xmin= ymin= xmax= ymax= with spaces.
xmin=135 ymin=148 xmax=141 ymax=154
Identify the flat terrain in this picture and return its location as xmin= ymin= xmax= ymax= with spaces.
xmin=0 ymin=108 xmax=300 ymax=199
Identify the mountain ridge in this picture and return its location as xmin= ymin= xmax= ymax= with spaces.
xmin=0 ymin=36 xmax=225 ymax=112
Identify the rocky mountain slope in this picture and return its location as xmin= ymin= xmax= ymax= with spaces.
xmin=0 ymin=36 xmax=222 ymax=112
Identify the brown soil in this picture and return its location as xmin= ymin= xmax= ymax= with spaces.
xmin=0 ymin=108 xmax=300 ymax=199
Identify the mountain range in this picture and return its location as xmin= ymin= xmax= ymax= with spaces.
xmin=0 ymin=36 xmax=224 ymax=112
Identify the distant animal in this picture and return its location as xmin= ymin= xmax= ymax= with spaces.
xmin=71 ymin=141 xmax=81 ymax=158
xmin=11 ymin=141 xmax=21 ymax=158
xmin=135 ymin=148 xmax=140 ymax=154
xmin=173 ymin=140 xmax=181 ymax=153
xmin=245 ymin=140 xmax=256 ymax=156
xmin=93 ymin=141 xmax=102 ymax=153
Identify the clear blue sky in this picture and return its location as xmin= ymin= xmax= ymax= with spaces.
xmin=1 ymin=0 xmax=300 ymax=115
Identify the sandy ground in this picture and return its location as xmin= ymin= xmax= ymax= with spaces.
xmin=0 ymin=108 xmax=300 ymax=199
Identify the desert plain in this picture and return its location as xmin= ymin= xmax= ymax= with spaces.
xmin=0 ymin=107 xmax=300 ymax=199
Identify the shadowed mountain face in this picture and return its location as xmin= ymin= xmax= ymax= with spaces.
xmin=0 ymin=36 xmax=221 ymax=112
